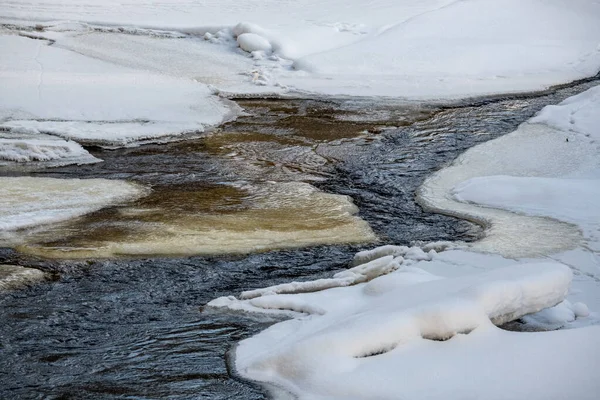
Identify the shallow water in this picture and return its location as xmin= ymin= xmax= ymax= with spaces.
xmin=1 ymin=77 xmax=598 ymax=399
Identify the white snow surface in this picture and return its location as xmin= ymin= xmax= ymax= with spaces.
xmin=0 ymin=176 xmax=145 ymax=233
xmin=1 ymin=0 xmax=599 ymax=98
xmin=0 ymin=34 xmax=234 ymax=150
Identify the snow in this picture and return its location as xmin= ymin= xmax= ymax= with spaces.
xmin=1 ymin=1 xmax=600 ymax=398
xmin=0 ymin=176 xmax=146 ymax=234
xmin=0 ymin=133 xmax=99 ymax=166
xmin=1 ymin=1 xmax=598 ymax=99
xmin=0 ymin=34 xmax=236 ymax=151
xmin=210 ymin=247 xmax=600 ymax=399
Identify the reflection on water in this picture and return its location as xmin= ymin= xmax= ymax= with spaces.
xmin=1 ymin=77 xmax=599 ymax=399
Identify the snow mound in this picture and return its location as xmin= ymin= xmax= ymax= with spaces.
xmin=237 ymin=33 xmax=272 ymax=53
xmin=0 ymin=177 xmax=146 ymax=233
xmin=233 ymin=22 xmax=267 ymax=38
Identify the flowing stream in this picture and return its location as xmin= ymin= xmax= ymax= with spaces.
xmin=1 ymin=77 xmax=598 ymax=399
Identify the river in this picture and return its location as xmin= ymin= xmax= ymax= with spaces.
xmin=0 ymin=77 xmax=598 ymax=399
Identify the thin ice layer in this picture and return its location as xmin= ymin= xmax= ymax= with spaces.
xmin=0 ymin=176 xmax=145 ymax=235
xmin=14 ymin=182 xmax=376 ymax=258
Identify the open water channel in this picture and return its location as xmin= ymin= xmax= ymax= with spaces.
xmin=0 ymin=77 xmax=598 ymax=399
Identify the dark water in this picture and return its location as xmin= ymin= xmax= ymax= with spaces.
xmin=1 ymin=77 xmax=598 ymax=399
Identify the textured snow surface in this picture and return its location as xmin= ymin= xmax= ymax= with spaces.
xmin=1 ymin=0 xmax=599 ymax=98
xmin=0 ymin=177 xmax=145 ymax=233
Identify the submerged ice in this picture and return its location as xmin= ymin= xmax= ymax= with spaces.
xmin=12 ymin=182 xmax=375 ymax=258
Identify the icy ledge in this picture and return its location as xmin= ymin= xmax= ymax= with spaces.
xmin=209 ymin=245 xmax=598 ymax=399
xmin=418 ymin=85 xmax=600 ymax=259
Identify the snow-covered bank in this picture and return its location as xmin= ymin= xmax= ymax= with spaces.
xmin=0 ymin=33 xmax=236 ymax=154
xmin=419 ymin=85 xmax=600 ymax=261
xmin=0 ymin=176 xmax=145 ymax=242
xmin=2 ymin=1 xmax=599 ymax=99
xmin=210 ymin=246 xmax=599 ymax=399
xmin=209 ymin=85 xmax=600 ymax=398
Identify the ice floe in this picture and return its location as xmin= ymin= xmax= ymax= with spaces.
xmin=0 ymin=176 xmax=146 ymax=237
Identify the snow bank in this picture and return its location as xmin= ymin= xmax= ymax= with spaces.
xmin=0 ymin=35 xmax=234 ymax=150
xmin=0 ymin=176 xmax=145 ymax=233
xmin=2 ymin=1 xmax=599 ymax=99
xmin=418 ymin=84 xmax=600 ymax=258
xmin=209 ymin=244 xmax=600 ymax=399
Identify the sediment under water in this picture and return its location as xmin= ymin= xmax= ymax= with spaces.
xmin=0 ymin=78 xmax=598 ymax=399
